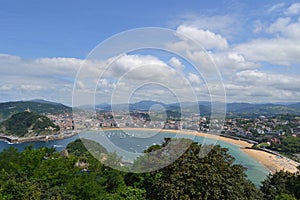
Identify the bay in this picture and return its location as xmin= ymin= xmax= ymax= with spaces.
xmin=0 ymin=130 xmax=269 ymax=186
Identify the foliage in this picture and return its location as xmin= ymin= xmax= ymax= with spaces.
xmin=0 ymin=111 xmax=59 ymax=137
xmin=260 ymin=169 xmax=300 ymax=200
xmin=270 ymin=136 xmax=300 ymax=154
xmin=131 ymin=138 xmax=263 ymax=200
xmin=275 ymin=193 xmax=297 ymax=200
xmin=66 ymin=138 xmax=108 ymax=157
xmin=0 ymin=100 xmax=71 ymax=121
xmin=2 ymin=137 xmax=299 ymax=199
xmin=0 ymin=141 xmax=145 ymax=200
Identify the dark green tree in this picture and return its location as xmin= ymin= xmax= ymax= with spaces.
xmin=131 ymin=138 xmax=263 ymax=200
xmin=261 ymin=169 xmax=300 ymax=200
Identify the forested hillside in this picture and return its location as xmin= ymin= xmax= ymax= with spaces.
xmin=0 ymin=111 xmax=59 ymax=137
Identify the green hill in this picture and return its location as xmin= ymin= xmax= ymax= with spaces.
xmin=0 ymin=100 xmax=71 ymax=121
xmin=0 ymin=111 xmax=60 ymax=137
xmin=226 ymin=103 xmax=300 ymax=117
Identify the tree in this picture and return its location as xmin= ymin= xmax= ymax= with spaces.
xmin=132 ymin=138 xmax=263 ymax=200
xmin=275 ymin=193 xmax=297 ymax=200
xmin=261 ymin=169 xmax=300 ymax=200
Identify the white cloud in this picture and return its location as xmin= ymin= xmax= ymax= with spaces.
xmin=268 ymin=3 xmax=285 ymax=13
xmin=76 ymin=54 xmax=205 ymax=104
xmin=76 ymin=80 xmax=85 ymax=89
xmin=0 ymin=54 xmax=81 ymax=77
xmin=108 ymin=54 xmax=168 ymax=78
xmin=267 ymin=17 xmax=291 ymax=34
xmin=167 ymin=25 xmax=259 ymax=75
xmin=214 ymin=52 xmax=259 ymax=72
xmin=168 ymin=57 xmax=184 ymax=72
xmin=234 ymin=70 xmax=300 ymax=91
xmin=3 ymin=5 xmax=300 ymax=105
xmin=0 ymin=54 xmax=83 ymax=105
xmin=174 ymin=14 xmax=240 ymax=38
xmin=253 ymin=20 xmax=264 ymax=34
xmin=231 ymin=3 xmax=300 ymax=67
xmin=20 ymin=84 xmax=43 ymax=91
xmin=285 ymin=3 xmax=300 ymax=15
xmin=0 ymin=53 xmax=208 ymax=105
xmin=188 ymin=73 xmax=201 ymax=84
xmin=223 ymin=69 xmax=300 ymax=102
xmin=0 ymin=85 xmax=13 ymax=91
xmin=238 ymin=39 xmax=299 ymax=65
xmin=176 ymin=25 xmax=229 ymax=50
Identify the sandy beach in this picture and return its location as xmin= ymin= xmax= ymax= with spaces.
xmin=101 ymin=127 xmax=299 ymax=174
xmin=241 ymin=148 xmax=299 ymax=174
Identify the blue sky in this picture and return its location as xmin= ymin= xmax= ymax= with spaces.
xmin=1 ymin=0 xmax=285 ymax=58
xmin=1 ymin=0 xmax=300 ymax=105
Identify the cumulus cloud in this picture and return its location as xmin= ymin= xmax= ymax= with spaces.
xmin=0 ymin=54 xmax=81 ymax=77
xmin=20 ymin=84 xmax=43 ymax=91
xmin=174 ymin=14 xmax=240 ymax=37
xmin=107 ymin=54 xmax=168 ymax=78
xmin=176 ymin=25 xmax=229 ymax=50
xmin=234 ymin=3 xmax=300 ymax=66
xmin=188 ymin=73 xmax=201 ymax=84
xmin=0 ymin=54 xmax=82 ymax=105
xmin=213 ymin=52 xmax=259 ymax=72
xmin=285 ymin=3 xmax=300 ymax=15
xmin=75 ymin=53 xmax=208 ymax=104
xmin=267 ymin=17 xmax=291 ymax=34
xmin=234 ymin=70 xmax=300 ymax=91
xmin=166 ymin=24 xmax=260 ymax=76
xmin=223 ymin=69 xmax=300 ymax=102
xmin=168 ymin=57 xmax=184 ymax=72
xmin=235 ymin=27 xmax=300 ymax=65
xmin=3 ymin=4 xmax=300 ymax=105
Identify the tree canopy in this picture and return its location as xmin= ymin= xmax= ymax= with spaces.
xmin=1 ymin=137 xmax=298 ymax=199
xmin=0 ymin=111 xmax=59 ymax=137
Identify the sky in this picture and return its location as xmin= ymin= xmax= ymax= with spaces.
xmin=1 ymin=0 xmax=300 ymax=106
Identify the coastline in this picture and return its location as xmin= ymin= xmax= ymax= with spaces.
xmin=241 ymin=148 xmax=299 ymax=174
xmin=0 ymin=131 xmax=77 ymax=144
xmin=101 ymin=127 xmax=299 ymax=174
xmin=2 ymin=127 xmax=299 ymax=174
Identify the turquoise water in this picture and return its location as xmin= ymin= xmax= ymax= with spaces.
xmin=0 ymin=130 xmax=269 ymax=186
xmin=194 ymin=136 xmax=269 ymax=186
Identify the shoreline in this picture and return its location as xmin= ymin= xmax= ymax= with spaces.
xmin=101 ymin=127 xmax=299 ymax=174
xmin=0 ymin=131 xmax=77 ymax=144
xmin=2 ymin=127 xmax=299 ymax=174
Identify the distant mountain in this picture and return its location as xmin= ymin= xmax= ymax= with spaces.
xmin=96 ymin=100 xmax=166 ymax=111
xmin=96 ymin=101 xmax=300 ymax=117
xmin=0 ymin=100 xmax=71 ymax=120
xmin=2 ymin=100 xmax=298 ymax=121
xmin=287 ymin=103 xmax=300 ymax=110
xmin=226 ymin=103 xmax=300 ymax=117
xmin=96 ymin=101 xmax=212 ymax=116
xmin=29 ymin=99 xmax=65 ymax=106
xmin=226 ymin=103 xmax=256 ymax=112
xmin=129 ymin=100 xmax=166 ymax=111
xmin=0 ymin=111 xmax=60 ymax=137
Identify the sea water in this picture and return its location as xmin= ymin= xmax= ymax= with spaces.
xmin=0 ymin=130 xmax=269 ymax=186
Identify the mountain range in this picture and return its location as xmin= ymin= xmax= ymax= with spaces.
xmin=0 ymin=100 xmax=299 ymax=120
xmin=95 ymin=100 xmax=300 ymax=117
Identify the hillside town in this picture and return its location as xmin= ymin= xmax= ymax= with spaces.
xmin=47 ymin=110 xmax=300 ymax=144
